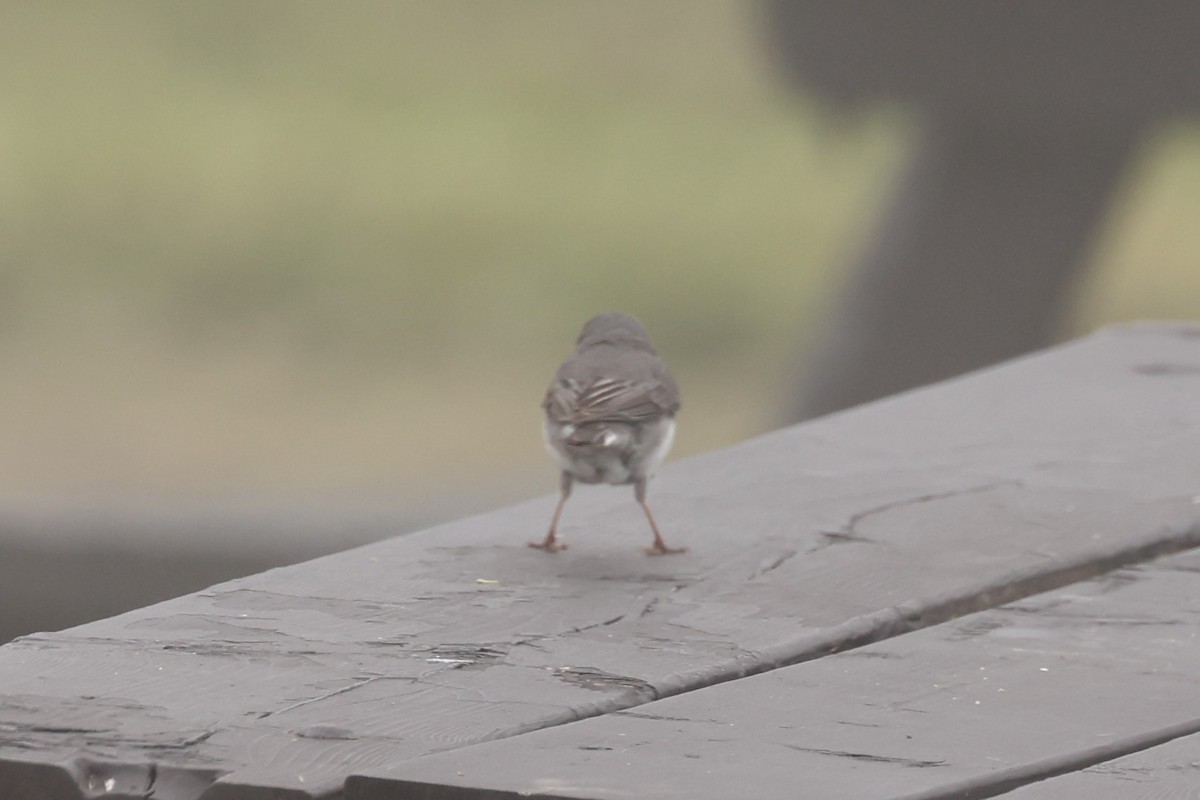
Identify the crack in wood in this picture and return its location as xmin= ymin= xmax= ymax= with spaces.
xmin=612 ymin=710 xmax=728 ymax=725
xmin=423 ymin=644 xmax=508 ymax=665
xmin=258 ymin=677 xmax=384 ymax=719
xmin=751 ymin=549 xmax=799 ymax=579
xmin=566 ymin=615 xmax=626 ymax=634
xmin=811 ymin=480 xmax=1023 ymax=555
xmin=552 ymin=667 xmax=657 ymax=697
xmin=784 ymin=744 xmax=947 ymax=768
xmin=4 ymin=724 xmax=105 ymax=735
xmin=143 ymin=729 xmax=217 ymax=750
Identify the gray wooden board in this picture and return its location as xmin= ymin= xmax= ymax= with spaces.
xmin=1003 ymin=731 xmax=1200 ymax=799
xmin=348 ymin=548 xmax=1200 ymax=800
xmin=1 ymin=323 xmax=1199 ymax=799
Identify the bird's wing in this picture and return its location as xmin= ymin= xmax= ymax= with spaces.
xmin=544 ymin=377 xmax=672 ymax=424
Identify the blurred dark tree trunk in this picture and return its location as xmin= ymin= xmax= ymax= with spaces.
xmin=766 ymin=1 xmax=1200 ymax=420
xmin=790 ymin=116 xmax=1138 ymax=419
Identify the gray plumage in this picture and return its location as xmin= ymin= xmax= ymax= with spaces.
xmin=532 ymin=312 xmax=685 ymax=555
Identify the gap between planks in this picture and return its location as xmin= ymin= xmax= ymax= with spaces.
xmin=646 ymin=521 xmax=1200 ymax=702
xmin=893 ymin=717 xmax=1200 ymax=800
xmin=347 ymin=543 xmax=1200 ymax=800
xmin=339 ymin=524 xmax=1200 ymax=800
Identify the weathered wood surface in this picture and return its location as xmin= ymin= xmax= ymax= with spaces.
xmin=0 ymin=494 xmax=464 ymax=643
xmin=1004 ymin=730 xmax=1200 ymax=799
xmin=348 ymin=548 xmax=1200 ymax=800
xmin=1 ymin=323 xmax=1198 ymax=799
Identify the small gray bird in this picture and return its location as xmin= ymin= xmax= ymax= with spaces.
xmin=532 ymin=312 xmax=685 ymax=555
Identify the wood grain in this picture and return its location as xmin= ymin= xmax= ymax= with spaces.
xmin=349 ymin=549 xmax=1200 ymax=800
xmin=1 ymin=323 xmax=1199 ymax=799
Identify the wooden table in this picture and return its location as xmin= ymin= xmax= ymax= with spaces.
xmin=2 ymin=323 xmax=1198 ymax=799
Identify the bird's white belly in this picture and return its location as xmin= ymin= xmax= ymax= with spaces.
xmin=543 ymin=417 xmax=675 ymax=485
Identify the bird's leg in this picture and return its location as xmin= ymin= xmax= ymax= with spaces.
xmin=635 ymin=477 xmax=686 ymax=556
xmin=530 ymin=472 xmax=572 ymax=552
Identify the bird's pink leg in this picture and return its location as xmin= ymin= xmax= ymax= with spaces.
xmin=530 ymin=472 xmax=572 ymax=552
xmin=635 ymin=478 xmax=686 ymax=556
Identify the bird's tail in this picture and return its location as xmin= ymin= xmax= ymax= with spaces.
xmin=565 ymin=423 xmax=625 ymax=449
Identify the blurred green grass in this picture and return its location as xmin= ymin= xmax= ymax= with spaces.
xmin=0 ymin=2 xmax=1196 ymax=502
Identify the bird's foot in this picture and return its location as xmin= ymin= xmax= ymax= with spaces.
xmin=529 ymin=539 xmax=568 ymax=553
xmin=645 ymin=542 xmax=687 ymax=556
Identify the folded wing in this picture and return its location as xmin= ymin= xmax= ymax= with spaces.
xmin=544 ymin=376 xmax=673 ymax=425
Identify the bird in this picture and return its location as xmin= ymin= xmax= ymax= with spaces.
xmin=531 ymin=312 xmax=686 ymax=555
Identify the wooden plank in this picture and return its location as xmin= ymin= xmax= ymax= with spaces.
xmin=1 ymin=323 xmax=1199 ymax=799
xmin=1002 ymin=732 xmax=1200 ymax=799
xmin=348 ymin=549 xmax=1200 ymax=800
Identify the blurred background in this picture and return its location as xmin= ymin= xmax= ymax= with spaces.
xmin=1 ymin=1 xmax=1198 ymax=640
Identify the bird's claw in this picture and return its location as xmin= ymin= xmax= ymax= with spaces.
xmin=645 ymin=543 xmax=688 ymax=556
xmin=529 ymin=540 xmax=568 ymax=553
